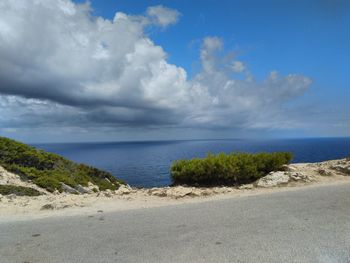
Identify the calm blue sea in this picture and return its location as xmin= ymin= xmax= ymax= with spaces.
xmin=35 ymin=138 xmax=350 ymax=188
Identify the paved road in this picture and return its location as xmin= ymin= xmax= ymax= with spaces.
xmin=1 ymin=184 xmax=350 ymax=263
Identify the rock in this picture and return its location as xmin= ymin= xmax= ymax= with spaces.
xmin=115 ymin=185 xmax=131 ymax=195
xmin=75 ymin=184 xmax=92 ymax=194
xmin=98 ymin=189 xmax=113 ymax=197
xmin=256 ymin=171 xmax=290 ymax=188
xmin=212 ymin=187 xmax=222 ymax=194
xmin=331 ymin=164 xmax=350 ymax=175
xmin=6 ymin=193 xmax=17 ymax=200
xmin=257 ymin=170 xmax=315 ymax=188
xmin=190 ymin=188 xmax=203 ymax=197
xmin=166 ymin=186 xmax=192 ymax=198
xmin=148 ymin=188 xmax=167 ymax=197
xmin=53 ymin=189 xmax=60 ymax=195
xmin=215 ymin=187 xmax=231 ymax=194
xmin=201 ymin=189 xmax=212 ymax=196
xmin=281 ymin=165 xmax=298 ymax=172
xmin=87 ymin=182 xmax=99 ymax=192
xmin=239 ymin=184 xmax=254 ymax=190
xmin=317 ymin=169 xmax=332 ymax=176
xmin=41 ymin=203 xmax=55 ymax=210
xmin=289 ymin=172 xmax=313 ymax=182
xmin=60 ymin=183 xmax=79 ymax=194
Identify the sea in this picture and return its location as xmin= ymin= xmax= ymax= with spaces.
xmin=35 ymin=137 xmax=350 ymax=188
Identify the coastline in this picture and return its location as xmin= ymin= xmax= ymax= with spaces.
xmin=1 ymin=158 xmax=350 ymax=222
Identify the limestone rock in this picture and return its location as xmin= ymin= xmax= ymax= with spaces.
xmin=60 ymin=183 xmax=79 ymax=194
xmin=331 ymin=164 xmax=350 ymax=175
xmin=201 ymin=189 xmax=212 ymax=196
xmin=6 ymin=193 xmax=17 ymax=200
xmin=76 ymin=184 xmax=92 ymax=194
xmin=256 ymin=171 xmax=290 ymax=188
xmin=166 ymin=186 xmax=192 ymax=198
xmin=318 ymin=169 xmax=327 ymax=176
xmin=289 ymin=172 xmax=314 ymax=182
xmin=103 ymin=189 xmax=113 ymax=197
xmin=257 ymin=170 xmax=315 ymax=188
xmin=212 ymin=187 xmax=232 ymax=194
xmin=148 ymin=188 xmax=167 ymax=197
xmin=87 ymin=182 xmax=99 ymax=192
xmin=281 ymin=164 xmax=298 ymax=172
xmin=115 ymin=185 xmax=131 ymax=195
xmin=239 ymin=184 xmax=254 ymax=190
xmin=190 ymin=188 xmax=203 ymax=197
xmin=41 ymin=203 xmax=55 ymax=210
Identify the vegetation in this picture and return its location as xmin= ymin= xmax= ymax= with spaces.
xmin=0 ymin=184 xmax=42 ymax=196
xmin=0 ymin=137 xmax=124 ymax=192
xmin=171 ymin=152 xmax=293 ymax=186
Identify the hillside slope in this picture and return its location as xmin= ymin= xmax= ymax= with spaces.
xmin=0 ymin=137 xmax=123 ymax=193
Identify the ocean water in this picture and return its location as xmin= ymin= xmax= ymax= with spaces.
xmin=35 ymin=138 xmax=350 ymax=188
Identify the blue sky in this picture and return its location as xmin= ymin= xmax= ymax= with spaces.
xmin=0 ymin=0 xmax=349 ymax=142
xmin=85 ymin=0 xmax=349 ymax=93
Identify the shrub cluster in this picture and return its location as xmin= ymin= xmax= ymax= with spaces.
xmin=0 ymin=137 xmax=124 ymax=192
xmin=0 ymin=184 xmax=42 ymax=196
xmin=171 ymin=152 xmax=293 ymax=186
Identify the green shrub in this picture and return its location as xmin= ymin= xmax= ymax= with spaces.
xmin=171 ymin=152 xmax=293 ymax=186
xmin=33 ymin=176 xmax=61 ymax=193
xmin=0 ymin=137 xmax=124 ymax=192
xmin=0 ymin=184 xmax=42 ymax=196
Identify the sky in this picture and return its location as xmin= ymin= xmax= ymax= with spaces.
xmin=0 ymin=0 xmax=349 ymax=143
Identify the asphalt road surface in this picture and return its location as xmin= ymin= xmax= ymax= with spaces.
xmin=1 ymin=183 xmax=350 ymax=263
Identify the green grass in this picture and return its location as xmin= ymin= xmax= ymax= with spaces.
xmin=171 ymin=152 xmax=293 ymax=186
xmin=0 ymin=137 xmax=124 ymax=192
xmin=0 ymin=184 xmax=42 ymax=196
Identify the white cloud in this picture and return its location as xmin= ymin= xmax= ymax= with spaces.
xmin=146 ymin=5 xmax=180 ymax=28
xmin=231 ymin=61 xmax=245 ymax=72
xmin=186 ymin=37 xmax=312 ymax=129
xmin=0 ymin=0 xmax=313 ymax=136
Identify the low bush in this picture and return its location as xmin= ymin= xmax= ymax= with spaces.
xmin=0 ymin=137 xmax=124 ymax=192
xmin=171 ymin=152 xmax=293 ymax=186
xmin=0 ymin=184 xmax=42 ymax=196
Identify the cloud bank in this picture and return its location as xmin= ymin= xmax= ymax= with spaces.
xmin=0 ymin=0 xmax=312 ymax=135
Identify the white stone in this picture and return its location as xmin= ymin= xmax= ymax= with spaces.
xmin=76 ymin=184 xmax=92 ymax=194
xmin=60 ymin=183 xmax=79 ymax=194
xmin=289 ymin=172 xmax=313 ymax=182
xmin=257 ymin=171 xmax=290 ymax=188
xmin=6 ymin=193 xmax=17 ymax=200
xmin=166 ymin=186 xmax=192 ymax=198
xmin=282 ymin=164 xmax=298 ymax=172
xmin=115 ymin=185 xmax=131 ymax=195
xmin=148 ymin=188 xmax=167 ymax=197
xmin=103 ymin=189 xmax=113 ymax=197
xmin=239 ymin=184 xmax=254 ymax=190
xmin=87 ymin=182 xmax=99 ymax=192
xmin=41 ymin=203 xmax=55 ymax=210
xmin=331 ymin=164 xmax=350 ymax=175
xmin=190 ymin=188 xmax=203 ymax=197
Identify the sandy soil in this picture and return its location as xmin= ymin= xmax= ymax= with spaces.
xmin=1 ymin=158 xmax=349 ymax=222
